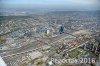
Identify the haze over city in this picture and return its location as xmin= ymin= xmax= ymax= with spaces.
xmin=0 ymin=0 xmax=100 ymax=11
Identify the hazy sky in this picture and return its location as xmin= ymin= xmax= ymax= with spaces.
xmin=0 ymin=0 xmax=100 ymax=11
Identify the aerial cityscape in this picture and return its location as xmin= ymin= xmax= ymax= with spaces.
xmin=0 ymin=0 xmax=100 ymax=66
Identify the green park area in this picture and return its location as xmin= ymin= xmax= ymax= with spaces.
xmin=0 ymin=40 xmax=6 ymax=45
xmin=68 ymin=49 xmax=81 ymax=58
